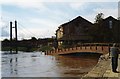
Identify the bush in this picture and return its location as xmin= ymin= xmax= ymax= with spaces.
xmin=40 ymin=46 xmax=53 ymax=52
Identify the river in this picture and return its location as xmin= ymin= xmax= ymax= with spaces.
xmin=1 ymin=51 xmax=100 ymax=77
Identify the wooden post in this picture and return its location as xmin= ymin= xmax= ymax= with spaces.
xmin=76 ymin=46 xmax=77 ymax=50
xmin=85 ymin=45 xmax=86 ymax=49
xmin=68 ymin=48 xmax=69 ymax=51
xmin=72 ymin=47 xmax=73 ymax=50
xmin=102 ymin=46 xmax=103 ymax=51
xmin=64 ymin=48 xmax=66 ymax=51
xmin=89 ymin=45 xmax=91 ymax=49
xmin=80 ymin=44 xmax=82 ymax=49
xmin=56 ymin=49 xmax=58 ymax=52
xmin=108 ymin=44 xmax=110 ymax=56
xmin=95 ymin=44 xmax=97 ymax=50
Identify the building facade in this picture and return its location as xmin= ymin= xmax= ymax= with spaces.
xmin=56 ymin=16 xmax=93 ymax=47
xmin=100 ymin=16 xmax=120 ymax=42
xmin=56 ymin=16 xmax=120 ymax=48
xmin=90 ymin=16 xmax=120 ymax=42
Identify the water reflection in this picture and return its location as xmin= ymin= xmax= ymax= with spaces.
xmin=54 ymin=54 xmax=99 ymax=77
xmin=10 ymin=59 xmax=18 ymax=74
xmin=9 ymin=54 xmax=18 ymax=76
xmin=1 ymin=51 xmax=100 ymax=77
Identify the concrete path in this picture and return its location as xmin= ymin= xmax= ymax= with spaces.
xmin=103 ymin=55 xmax=120 ymax=78
xmin=82 ymin=54 xmax=120 ymax=79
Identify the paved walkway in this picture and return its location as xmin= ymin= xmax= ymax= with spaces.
xmin=82 ymin=54 xmax=120 ymax=79
xmin=103 ymin=55 xmax=120 ymax=78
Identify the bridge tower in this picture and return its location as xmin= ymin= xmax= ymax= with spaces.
xmin=10 ymin=20 xmax=18 ymax=54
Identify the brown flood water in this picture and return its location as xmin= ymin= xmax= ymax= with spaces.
xmin=1 ymin=51 xmax=100 ymax=77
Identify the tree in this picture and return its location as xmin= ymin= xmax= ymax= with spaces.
xmin=94 ymin=13 xmax=104 ymax=23
xmin=88 ymin=13 xmax=105 ymax=42
xmin=3 ymin=39 xmax=9 ymax=42
xmin=91 ymin=13 xmax=113 ymax=42
xmin=31 ymin=37 xmax=37 ymax=41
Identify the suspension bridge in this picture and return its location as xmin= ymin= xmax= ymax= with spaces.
xmin=1 ymin=20 xmax=37 ymax=40
xmin=1 ymin=20 xmax=38 ymax=54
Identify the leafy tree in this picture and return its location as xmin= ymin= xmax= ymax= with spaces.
xmin=94 ymin=13 xmax=104 ymax=23
xmin=3 ymin=39 xmax=9 ymax=42
xmin=31 ymin=37 xmax=37 ymax=41
xmin=90 ymin=13 xmax=113 ymax=42
xmin=88 ymin=13 xmax=111 ymax=42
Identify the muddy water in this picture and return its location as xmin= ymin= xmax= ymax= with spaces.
xmin=1 ymin=51 xmax=100 ymax=77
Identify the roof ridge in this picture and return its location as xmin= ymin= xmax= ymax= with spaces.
xmin=61 ymin=16 xmax=93 ymax=26
xmin=104 ymin=16 xmax=117 ymax=20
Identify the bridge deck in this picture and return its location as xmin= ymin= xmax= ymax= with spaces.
xmin=45 ymin=46 xmax=110 ymax=55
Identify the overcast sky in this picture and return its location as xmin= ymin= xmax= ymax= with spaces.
xmin=0 ymin=0 xmax=119 ymax=40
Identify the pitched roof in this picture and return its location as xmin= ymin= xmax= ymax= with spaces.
xmin=60 ymin=16 xmax=93 ymax=27
xmin=104 ymin=16 xmax=118 ymax=21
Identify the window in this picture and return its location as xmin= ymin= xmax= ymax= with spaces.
xmin=109 ymin=21 xmax=112 ymax=29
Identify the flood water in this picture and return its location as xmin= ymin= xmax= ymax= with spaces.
xmin=1 ymin=51 xmax=100 ymax=77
